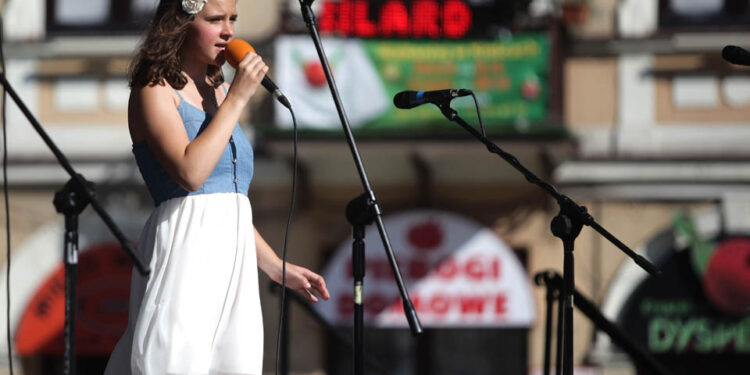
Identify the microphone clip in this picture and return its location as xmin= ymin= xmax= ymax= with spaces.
xmin=436 ymin=89 xmax=471 ymax=107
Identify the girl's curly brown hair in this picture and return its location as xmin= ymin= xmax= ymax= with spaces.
xmin=129 ymin=0 xmax=224 ymax=89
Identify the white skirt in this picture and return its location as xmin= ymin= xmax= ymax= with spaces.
xmin=104 ymin=193 xmax=264 ymax=375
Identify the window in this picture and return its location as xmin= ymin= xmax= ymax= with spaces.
xmin=46 ymin=0 xmax=158 ymax=35
xmin=659 ymin=0 xmax=750 ymax=30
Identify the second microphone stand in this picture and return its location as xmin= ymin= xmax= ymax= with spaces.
xmin=429 ymin=100 xmax=660 ymax=375
xmin=296 ymin=1 xmax=423 ymax=375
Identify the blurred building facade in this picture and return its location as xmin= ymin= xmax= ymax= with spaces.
xmin=0 ymin=0 xmax=748 ymax=374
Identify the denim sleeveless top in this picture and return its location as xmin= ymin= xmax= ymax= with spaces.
xmin=132 ymin=88 xmax=254 ymax=207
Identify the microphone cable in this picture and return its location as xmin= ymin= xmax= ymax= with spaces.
xmin=0 ymin=11 xmax=14 ymax=375
xmin=469 ymin=91 xmax=486 ymax=137
xmin=275 ymin=105 xmax=298 ymax=375
xmin=0 ymin=8 xmax=14 ymax=375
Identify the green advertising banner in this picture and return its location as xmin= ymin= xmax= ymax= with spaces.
xmin=274 ymin=34 xmax=553 ymax=136
xmin=364 ymin=36 xmax=549 ymax=127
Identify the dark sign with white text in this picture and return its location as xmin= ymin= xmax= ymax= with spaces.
xmin=613 ymin=216 xmax=750 ymax=375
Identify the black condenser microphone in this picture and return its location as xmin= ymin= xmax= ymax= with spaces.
xmin=393 ymin=89 xmax=472 ymax=109
xmin=722 ymin=45 xmax=750 ymax=66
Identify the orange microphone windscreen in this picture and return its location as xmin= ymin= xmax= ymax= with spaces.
xmin=225 ymin=39 xmax=255 ymax=69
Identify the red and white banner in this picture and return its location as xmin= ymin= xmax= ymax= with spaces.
xmin=316 ymin=210 xmax=535 ymax=327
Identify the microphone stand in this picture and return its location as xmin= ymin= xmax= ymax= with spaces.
xmin=429 ymin=101 xmax=659 ymax=375
xmin=296 ymin=1 xmax=423 ymax=374
xmin=535 ymin=271 xmax=672 ymax=375
xmin=0 ymin=74 xmax=150 ymax=375
xmin=269 ymin=283 xmax=390 ymax=375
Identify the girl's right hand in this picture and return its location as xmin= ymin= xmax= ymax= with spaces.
xmin=227 ymin=52 xmax=269 ymax=105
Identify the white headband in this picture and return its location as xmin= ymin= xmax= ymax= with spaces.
xmin=182 ymin=0 xmax=207 ymax=14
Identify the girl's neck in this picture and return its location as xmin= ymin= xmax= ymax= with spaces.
xmin=181 ymin=60 xmax=211 ymax=89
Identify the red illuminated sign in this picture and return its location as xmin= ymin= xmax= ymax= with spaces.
xmin=319 ymin=0 xmax=474 ymax=39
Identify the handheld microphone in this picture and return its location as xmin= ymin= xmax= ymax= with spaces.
xmin=393 ymin=89 xmax=472 ymax=109
xmin=225 ymin=39 xmax=291 ymax=109
xmin=722 ymin=45 xmax=750 ymax=66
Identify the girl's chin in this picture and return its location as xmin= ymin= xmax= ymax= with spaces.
xmin=212 ymin=55 xmax=226 ymax=67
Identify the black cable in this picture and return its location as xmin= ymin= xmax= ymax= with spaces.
xmin=275 ymin=106 xmax=298 ymax=375
xmin=469 ymin=91 xmax=486 ymax=137
xmin=0 ymin=7 xmax=13 ymax=375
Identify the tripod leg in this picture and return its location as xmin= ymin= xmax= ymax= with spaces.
xmin=563 ymin=245 xmax=574 ymax=375
xmin=63 ymin=214 xmax=79 ymax=375
xmin=551 ymin=212 xmax=583 ymax=375
xmin=543 ymin=280 xmax=555 ymax=375
xmin=555 ymin=285 xmax=564 ymax=375
xmin=352 ymin=225 xmax=365 ymax=375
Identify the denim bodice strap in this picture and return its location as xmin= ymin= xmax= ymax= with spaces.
xmin=132 ymin=88 xmax=254 ymax=206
